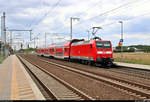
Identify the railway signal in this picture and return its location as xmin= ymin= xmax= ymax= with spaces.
xmin=118 ymin=39 xmax=123 ymax=47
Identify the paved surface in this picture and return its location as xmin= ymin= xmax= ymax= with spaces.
xmin=0 ymin=55 xmax=45 ymax=100
xmin=115 ymin=62 xmax=150 ymax=70
xmin=0 ymin=55 xmax=12 ymax=99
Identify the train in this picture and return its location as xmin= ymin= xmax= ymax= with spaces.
xmin=37 ymin=37 xmax=114 ymax=67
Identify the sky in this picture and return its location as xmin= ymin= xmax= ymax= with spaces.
xmin=0 ymin=0 xmax=150 ymax=49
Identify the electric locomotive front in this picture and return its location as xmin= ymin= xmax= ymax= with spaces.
xmin=94 ymin=40 xmax=113 ymax=66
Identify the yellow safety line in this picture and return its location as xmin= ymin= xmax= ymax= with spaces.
xmin=11 ymin=56 xmax=19 ymax=100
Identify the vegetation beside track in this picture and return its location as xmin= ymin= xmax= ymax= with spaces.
xmin=114 ymin=52 xmax=150 ymax=65
xmin=18 ymin=48 xmax=37 ymax=53
xmin=0 ymin=55 xmax=6 ymax=63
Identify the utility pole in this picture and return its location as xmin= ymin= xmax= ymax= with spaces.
xmin=34 ymin=33 xmax=40 ymax=48
xmin=70 ymin=17 xmax=80 ymax=40
xmin=32 ymin=38 xmax=35 ymax=48
xmin=10 ymin=31 xmax=12 ymax=46
xmin=119 ymin=21 xmax=123 ymax=62
xmin=87 ymin=30 xmax=90 ymax=40
xmin=6 ymin=29 xmax=32 ymax=50
xmin=1 ymin=12 xmax=6 ymax=44
xmin=3 ymin=12 xmax=6 ymax=58
xmin=33 ymin=37 xmax=38 ymax=48
xmin=45 ymin=33 xmax=46 ymax=48
xmin=1 ymin=12 xmax=6 ymax=63
xmin=1 ymin=16 xmax=3 ymax=63
xmin=29 ymin=30 xmax=32 ymax=41
xmin=70 ymin=18 xmax=72 ymax=40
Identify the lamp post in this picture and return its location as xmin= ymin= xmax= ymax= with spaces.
xmin=70 ymin=17 xmax=80 ymax=40
xmin=87 ymin=30 xmax=90 ymax=40
xmin=118 ymin=21 xmax=123 ymax=62
xmin=45 ymin=32 xmax=46 ymax=48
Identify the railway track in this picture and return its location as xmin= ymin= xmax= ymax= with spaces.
xmin=22 ymin=54 xmax=150 ymax=99
xmin=17 ymin=55 xmax=94 ymax=100
xmin=39 ymin=55 xmax=150 ymax=84
xmin=108 ymin=67 xmax=150 ymax=80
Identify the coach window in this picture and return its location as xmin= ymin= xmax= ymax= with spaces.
xmin=65 ymin=48 xmax=67 ymax=52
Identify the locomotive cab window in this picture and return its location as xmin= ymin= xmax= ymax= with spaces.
xmin=52 ymin=49 xmax=54 ymax=52
xmin=65 ymin=48 xmax=67 ymax=52
xmin=103 ymin=41 xmax=111 ymax=49
xmin=96 ymin=42 xmax=103 ymax=49
xmin=96 ymin=41 xmax=111 ymax=49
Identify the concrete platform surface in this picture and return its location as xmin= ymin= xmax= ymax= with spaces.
xmin=0 ymin=55 xmax=45 ymax=100
xmin=114 ymin=62 xmax=150 ymax=70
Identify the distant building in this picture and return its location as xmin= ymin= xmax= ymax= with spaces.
xmin=128 ymin=47 xmax=144 ymax=53
xmin=134 ymin=48 xmax=144 ymax=53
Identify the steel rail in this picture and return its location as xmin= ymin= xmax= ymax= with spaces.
xmin=36 ymin=57 xmax=150 ymax=99
xmin=18 ymin=55 xmax=95 ymax=100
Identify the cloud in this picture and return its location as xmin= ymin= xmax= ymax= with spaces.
xmin=1 ymin=0 xmax=150 ymax=49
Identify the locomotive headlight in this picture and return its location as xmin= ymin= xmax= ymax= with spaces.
xmin=106 ymin=51 xmax=112 ymax=54
xmin=97 ymin=51 xmax=103 ymax=54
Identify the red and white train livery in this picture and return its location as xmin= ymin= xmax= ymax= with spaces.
xmin=37 ymin=37 xmax=113 ymax=66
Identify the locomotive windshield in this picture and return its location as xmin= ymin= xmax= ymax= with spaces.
xmin=96 ymin=41 xmax=111 ymax=49
xmin=96 ymin=42 xmax=103 ymax=49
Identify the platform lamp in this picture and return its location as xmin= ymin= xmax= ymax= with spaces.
xmin=86 ymin=30 xmax=90 ymax=40
xmin=70 ymin=17 xmax=80 ymax=40
xmin=118 ymin=21 xmax=123 ymax=62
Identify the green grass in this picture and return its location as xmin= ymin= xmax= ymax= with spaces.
xmin=0 ymin=55 xmax=6 ymax=63
xmin=114 ymin=52 xmax=150 ymax=65
xmin=114 ymin=58 xmax=150 ymax=65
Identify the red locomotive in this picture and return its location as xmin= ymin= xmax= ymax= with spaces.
xmin=37 ymin=37 xmax=113 ymax=66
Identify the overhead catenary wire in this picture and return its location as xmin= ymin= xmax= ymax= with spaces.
xmin=58 ymin=0 xmax=141 ymax=33
xmin=102 ymin=11 xmax=150 ymax=29
xmin=24 ymin=0 xmax=150 ymax=46
xmin=84 ymin=0 xmax=103 ymax=12
xmin=26 ymin=0 xmax=44 ymax=29
xmin=103 ymin=0 xmax=150 ymax=20
xmin=30 ymin=0 xmax=62 ymax=30
xmin=74 ymin=0 xmax=140 ymax=26
xmin=75 ymin=0 xmax=150 ymax=36
xmin=75 ymin=7 xmax=150 ymax=40
xmin=27 ymin=0 xmax=62 ymax=43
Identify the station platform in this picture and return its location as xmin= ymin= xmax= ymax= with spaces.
xmin=0 ymin=55 xmax=45 ymax=100
xmin=114 ymin=62 xmax=150 ymax=71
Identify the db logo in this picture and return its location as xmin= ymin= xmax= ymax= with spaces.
xmin=78 ymin=51 xmax=80 ymax=54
